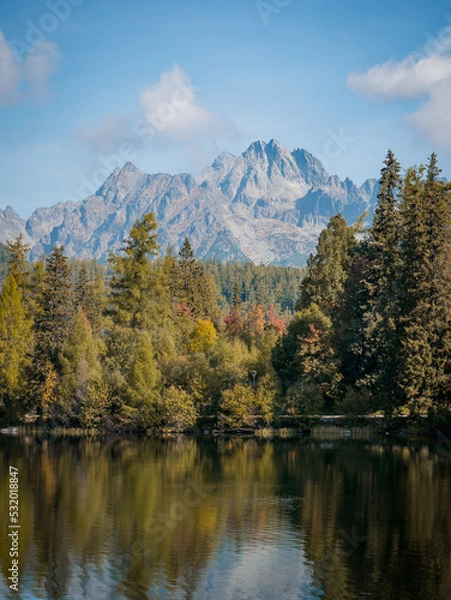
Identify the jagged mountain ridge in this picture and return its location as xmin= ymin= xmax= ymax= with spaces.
xmin=0 ymin=139 xmax=378 ymax=266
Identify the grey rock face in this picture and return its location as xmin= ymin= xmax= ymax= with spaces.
xmin=1 ymin=141 xmax=379 ymax=266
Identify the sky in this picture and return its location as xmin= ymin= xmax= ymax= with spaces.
xmin=1 ymin=0 xmax=451 ymax=217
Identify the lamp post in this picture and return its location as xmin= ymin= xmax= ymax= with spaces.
xmin=251 ymin=370 xmax=257 ymax=388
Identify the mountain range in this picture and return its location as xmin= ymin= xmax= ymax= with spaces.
xmin=0 ymin=139 xmax=379 ymax=266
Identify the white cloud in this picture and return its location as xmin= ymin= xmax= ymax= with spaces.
xmin=347 ymin=54 xmax=451 ymax=149
xmin=0 ymin=28 xmax=61 ymax=106
xmin=0 ymin=29 xmax=23 ymax=105
xmin=139 ymin=64 xmax=238 ymax=145
xmin=75 ymin=64 xmax=240 ymax=171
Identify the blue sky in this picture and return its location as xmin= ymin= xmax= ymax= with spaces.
xmin=1 ymin=0 xmax=451 ymax=217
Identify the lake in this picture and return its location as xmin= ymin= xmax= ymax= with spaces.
xmin=1 ymin=431 xmax=451 ymax=599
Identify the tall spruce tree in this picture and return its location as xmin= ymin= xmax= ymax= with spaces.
xmin=333 ymin=251 xmax=370 ymax=392
xmin=399 ymin=156 xmax=451 ymax=412
xmin=176 ymin=237 xmax=218 ymax=319
xmin=360 ymin=150 xmax=403 ymax=411
xmin=35 ymin=245 xmax=74 ymax=367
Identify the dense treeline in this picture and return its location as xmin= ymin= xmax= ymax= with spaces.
xmin=0 ymin=222 xmax=290 ymax=431
xmin=273 ymin=151 xmax=451 ymax=417
xmin=1 ymin=150 xmax=450 ymax=430
xmin=204 ymin=259 xmax=304 ymax=314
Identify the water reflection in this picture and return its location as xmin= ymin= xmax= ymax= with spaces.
xmin=0 ymin=434 xmax=450 ymax=599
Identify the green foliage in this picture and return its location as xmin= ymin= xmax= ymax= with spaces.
xmin=205 ymin=259 xmax=304 ymax=314
xmin=335 ymin=387 xmax=373 ymax=416
xmin=218 ymin=383 xmax=257 ymax=428
xmin=284 ymin=382 xmax=324 ymax=416
xmin=297 ymin=213 xmax=360 ymax=316
xmin=108 ymin=212 xmax=166 ymax=330
xmin=332 ymin=253 xmax=369 ymax=391
xmin=254 ymin=373 xmax=278 ymax=424
xmin=6 ymin=235 xmax=31 ymax=295
xmin=58 ymin=308 xmax=106 ymax=426
xmin=0 ymin=274 xmax=33 ymax=421
xmin=124 ymin=331 xmax=160 ymax=427
xmin=157 ymin=386 xmax=197 ymax=431
xmin=164 ymin=238 xmax=219 ymax=320
xmin=187 ymin=319 xmax=218 ymax=353
xmin=5 ymin=154 xmax=451 ymax=431
xmin=397 ymin=156 xmax=451 ymax=413
xmin=0 ymin=242 xmax=11 ymax=282
xmin=74 ymin=263 xmax=106 ymax=334
xmin=272 ymin=303 xmax=341 ymax=403
xmin=218 ymin=374 xmax=276 ymax=429
xmin=359 ymin=150 xmax=403 ymax=411
xmin=35 ymin=245 xmax=74 ymax=365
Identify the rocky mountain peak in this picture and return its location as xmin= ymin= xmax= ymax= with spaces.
xmin=0 ymin=140 xmax=379 ymax=266
xmin=291 ymin=148 xmax=329 ymax=188
xmin=196 ymin=151 xmax=237 ymax=186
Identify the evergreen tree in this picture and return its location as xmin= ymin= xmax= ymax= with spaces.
xmin=333 ymin=251 xmax=370 ymax=392
xmin=161 ymin=245 xmax=179 ymax=306
xmin=75 ymin=264 xmax=105 ymax=334
xmin=29 ymin=257 xmax=47 ymax=318
xmin=297 ymin=213 xmax=360 ymax=316
xmin=399 ymin=157 xmax=451 ymax=412
xmin=35 ymin=245 xmax=74 ymax=366
xmin=6 ymin=235 xmax=30 ymax=296
xmin=360 ymin=150 xmax=403 ymax=411
xmin=231 ymin=281 xmax=242 ymax=310
xmin=0 ymin=274 xmax=33 ymax=420
xmin=175 ymin=237 xmax=218 ymax=319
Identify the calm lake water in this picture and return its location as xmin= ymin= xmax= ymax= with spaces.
xmin=1 ymin=431 xmax=451 ymax=600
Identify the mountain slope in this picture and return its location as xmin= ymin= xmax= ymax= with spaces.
xmin=0 ymin=140 xmax=379 ymax=266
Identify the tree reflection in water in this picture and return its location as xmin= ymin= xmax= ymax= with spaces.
xmin=0 ymin=435 xmax=450 ymax=599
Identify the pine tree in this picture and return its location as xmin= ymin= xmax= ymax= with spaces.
xmin=0 ymin=274 xmax=33 ymax=421
xmin=161 ymin=245 xmax=179 ymax=306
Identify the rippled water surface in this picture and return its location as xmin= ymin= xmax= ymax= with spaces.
xmin=1 ymin=432 xmax=450 ymax=599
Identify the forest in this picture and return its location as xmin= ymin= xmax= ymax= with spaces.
xmin=0 ymin=150 xmax=451 ymax=431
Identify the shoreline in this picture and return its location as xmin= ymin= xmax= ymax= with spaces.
xmin=1 ymin=414 xmax=449 ymax=441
